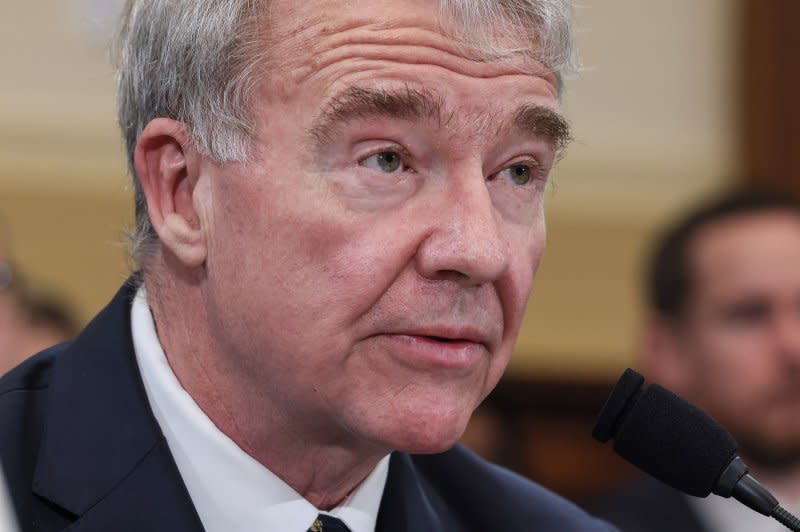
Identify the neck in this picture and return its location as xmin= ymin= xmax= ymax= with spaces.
xmin=143 ymin=259 xmax=388 ymax=509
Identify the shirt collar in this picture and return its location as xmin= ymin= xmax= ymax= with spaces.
xmin=131 ymin=286 xmax=389 ymax=532
xmin=685 ymin=491 xmax=797 ymax=532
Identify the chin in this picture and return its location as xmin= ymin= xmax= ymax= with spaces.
xmin=400 ymin=433 xmax=462 ymax=455
xmin=378 ymin=407 xmax=471 ymax=455
xmin=733 ymin=422 xmax=800 ymax=470
xmin=739 ymin=438 xmax=800 ymax=471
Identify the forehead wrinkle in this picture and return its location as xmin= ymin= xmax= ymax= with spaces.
xmin=269 ymin=3 xmax=546 ymax=85
xmin=309 ymin=85 xmax=446 ymax=149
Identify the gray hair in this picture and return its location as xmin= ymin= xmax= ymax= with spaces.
xmin=117 ymin=0 xmax=577 ymax=269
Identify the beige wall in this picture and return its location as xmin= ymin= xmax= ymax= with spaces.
xmin=0 ymin=1 xmax=740 ymax=377
xmin=514 ymin=0 xmax=741 ymax=378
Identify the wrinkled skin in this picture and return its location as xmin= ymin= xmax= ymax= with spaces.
xmin=139 ymin=0 xmax=563 ymax=507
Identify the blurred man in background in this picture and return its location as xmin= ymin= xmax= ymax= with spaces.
xmin=0 ymin=283 xmax=79 ymax=376
xmin=0 ymin=221 xmax=78 ymax=376
xmin=592 ymin=188 xmax=800 ymax=531
xmin=0 ymin=261 xmax=25 ymax=371
xmin=0 ymin=219 xmax=19 ymax=365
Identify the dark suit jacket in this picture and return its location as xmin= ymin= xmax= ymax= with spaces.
xmin=0 ymin=282 xmax=617 ymax=531
xmin=587 ymin=476 xmax=711 ymax=532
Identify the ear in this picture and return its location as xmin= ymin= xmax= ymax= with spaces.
xmin=134 ymin=118 xmax=207 ymax=269
xmin=639 ymin=316 xmax=693 ymax=395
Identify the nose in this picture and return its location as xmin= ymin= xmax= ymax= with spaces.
xmin=414 ymin=176 xmax=510 ymax=286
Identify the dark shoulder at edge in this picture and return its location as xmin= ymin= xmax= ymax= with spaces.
xmin=0 ymin=342 xmax=69 ymax=397
xmin=411 ymin=444 xmax=619 ymax=531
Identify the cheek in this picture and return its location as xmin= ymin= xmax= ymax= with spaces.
xmin=687 ymin=340 xmax=770 ymax=415
xmin=502 ymin=220 xmax=546 ymax=328
xmin=305 ymin=227 xmax=437 ymax=349
xmin=479 ymin=223 xmax=544 ymax=389
xmin=214 ymin=185 xmax=413 ymax=335
xmin=694 ymin=326 xmax=771 ymax=383
xmin=522 ymin=206 xmax=547 ymax=273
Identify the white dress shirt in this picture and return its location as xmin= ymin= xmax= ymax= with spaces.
xmin=0 ymin=464 xmax=19 ymax=532
xmin=687 ymin=491 xmax=800 ymax=532
xmin=131 ymin=287 xmax=389 ymax=532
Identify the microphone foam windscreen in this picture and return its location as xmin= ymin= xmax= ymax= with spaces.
xmin=611 ymin=383 xmax=737 ymax=497
xmin=593 ymin=368 xmax=644 ymax=443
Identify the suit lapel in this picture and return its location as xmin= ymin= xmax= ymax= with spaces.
xmin=29 ymin=282 xmax=463 ymax=532
xmin=32 ymin=282 xmax=203 ymax=531
xmin=376 ymin=453 xmax=449 ymax=532
xmin=61 ymin=440 xmax=203 ymax=532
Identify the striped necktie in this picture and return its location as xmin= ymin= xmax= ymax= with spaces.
xmin=309 ymin=514 xmax=352 ymax=532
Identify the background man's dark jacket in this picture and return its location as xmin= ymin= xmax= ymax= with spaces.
xmin=587 ymin=476 xmax=711 ymax=532
xmin=0 ymin=282 xmax=617 ymax=531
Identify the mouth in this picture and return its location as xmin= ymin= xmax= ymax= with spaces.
xmin=376 ymin=330 xmax=489 ymax=371
xmin=405 ymin=326 xmax=487 ymax=346
xmin=424 ymin=335 xmax=471 ymax=344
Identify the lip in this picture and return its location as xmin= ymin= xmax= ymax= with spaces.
xmin=374 ymin=328 xmax=489 ymax=371
xmin=404 ymin=326 xmax=487 ymax=345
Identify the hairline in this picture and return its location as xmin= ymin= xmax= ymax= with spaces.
xmin=651 ymin=197 xmax=800 ymax=323
xmin=683 ymin=208 xmax=800 ymax=311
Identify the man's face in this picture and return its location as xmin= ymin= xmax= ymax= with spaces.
xmin=671 ymin=211 xmax=800 ymax=467
xmin=195 ymin=0 xmax=562 ymax=453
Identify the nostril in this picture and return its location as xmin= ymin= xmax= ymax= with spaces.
xmin=434 ymin=270 xmax=469 ymax=283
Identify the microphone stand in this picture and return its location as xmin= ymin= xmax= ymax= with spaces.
xmin=714 ymin=456 xmax=800 ymax=531
xmin=594 ymin=368 xmax=800 ymax=532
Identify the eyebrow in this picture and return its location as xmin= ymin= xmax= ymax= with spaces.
xmin=309 ymin=85 xmax=571 ymax=153
xmin=310 ymin=86 xmax=445 ymax=149
xmin=513 ymin=104 xmax=572 ymax=153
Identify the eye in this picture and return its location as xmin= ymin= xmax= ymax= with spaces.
xmin=721 ymin=300 xmax=772 ymax=326
xmin=360 ymin=150 xmax=406 ymax=173
xmin=496 ymin=162 xmax=537 ymax=185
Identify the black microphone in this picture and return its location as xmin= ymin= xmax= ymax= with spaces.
xmin=593 ymin=368 xmax=800 ymax=532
